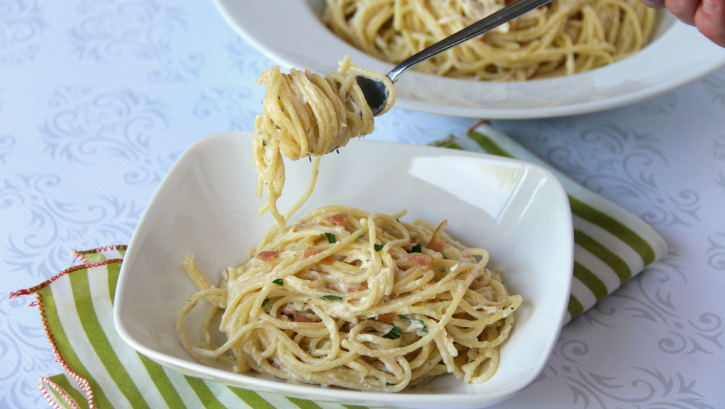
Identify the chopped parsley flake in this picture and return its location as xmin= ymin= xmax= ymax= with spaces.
xmin=382 ymin=325 xmax=402 ymax=339
xmin=272 ymin=279 xmax=283 ymax=286
xmin=262 ymin=139 xmax=266 ymax=147
xmin=320 ymin=232 xmax=336 ymax=243
xmin=319 ymin=295 xmax=343 ymax=301
xmin=386 ymin=382 xmax=395 ymax=385
xmin=374 ymin=244 xmax=384 ymax=252
xmin=262 ymin=298 xmax=269 ymax=307
xmin=407 ymin=243 xmax=422 ymax=253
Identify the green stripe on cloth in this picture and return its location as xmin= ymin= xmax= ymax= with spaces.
xmin=567 ymin=295 xmax=584 ymax=319
xmin=439 ymin=141 xmax=464 ymax=150
xmin=87 ymin=253 xmax=108 ymax=263
xmin=49 ymin=374 xmax=87 ymax=407
xmin=46 ymin=387 xmax=75 ymax=409
xmin=573 ymin=262 xmax=608 ymax=301
xmin=138 ymin=353 xmax=186 ymax=408
xmin=48 ymin=375 xmax=85 ymax=408
xmin=107 ymin=262 xmax=121 ymax=305
xmin=574 ymin=229 xmax=632 ymax=283
xmin=40 ymin=285 xmax=115 ymax=409
xmin=569 ymin=195 xmax=656 ymax=266
xmin=69 ymin=271 xmax=151 ymax=409
xmin=228 ymin=387 xmax=275 ymax=409
xmin=185 ymin=376 xmax=226 ymax=409
xmin=288 ymin=397 xmax=323 ymax=409
xmin=468 ymin=130 xmax=515 ymax=158
xmin=429 ymin=135 xmax=464 ymax=150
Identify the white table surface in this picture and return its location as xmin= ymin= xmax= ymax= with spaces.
xmin=1 ymin=1 xmax=724 ymax=408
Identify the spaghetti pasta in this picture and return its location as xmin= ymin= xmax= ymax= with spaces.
xmin=322 ymin=0 xmax=656 ymax=81
xmin=253 ymin=55 xmax=395 ymax=228
xmin=177 ymin=206 xmax=523 ymax=391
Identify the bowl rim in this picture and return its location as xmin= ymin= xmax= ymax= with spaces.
xmin=211 ymin=0 xmax=725 ymax=119
xmin=114 ymin=131 xmax=574 ymax=405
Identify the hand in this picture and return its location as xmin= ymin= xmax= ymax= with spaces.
xmin=640 ymin=0 xmax=725 ymax=47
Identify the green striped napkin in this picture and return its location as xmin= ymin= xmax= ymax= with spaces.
xmin=11 ymin=246 xmax=345 ymax=409
xmin=432 ymin=122 xmax=667 ymax=322
xmin=11 ymin=123 xmax=667 ymax=409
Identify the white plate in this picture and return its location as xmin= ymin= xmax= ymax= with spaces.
xmin=114 ymin=131 xmax=574 ymax=409
xmin=212 ymin=0 xmax=725 ymax=119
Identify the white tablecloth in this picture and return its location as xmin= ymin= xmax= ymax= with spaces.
xmin=1 ymin=1 xmax=724 ymax=408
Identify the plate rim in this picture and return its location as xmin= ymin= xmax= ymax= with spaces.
xmin=211 ymin=0 xmax=725 ymax=119
xmin=114 ymin=131 xmax=574 ymax=406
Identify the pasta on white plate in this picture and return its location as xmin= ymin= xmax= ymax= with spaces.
xmin=175 ymin=56 xmax=522 ymax=392
xmin=322 ymin=0 xmax=656 ymax=81
xmin=177 ymin=206 xmax=523 ymax=391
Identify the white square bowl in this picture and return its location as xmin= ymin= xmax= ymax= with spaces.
xmin=114 ymin=131 xmax=573 ymax=409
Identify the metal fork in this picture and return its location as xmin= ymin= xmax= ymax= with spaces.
xmin=356 ymin=0 xmax=553 ymax=115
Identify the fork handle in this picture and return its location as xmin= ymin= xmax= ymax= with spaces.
xmin=386 ymin=0 xmax=553 ymax=82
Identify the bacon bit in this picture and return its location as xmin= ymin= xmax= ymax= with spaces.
xmin=294 ymin=315 xmax=314 ymax=323
xmin=408 ymin=254 xmax=435 ymax=270
xmin=327 ymin=213 xmax=348 ymax=227
xmin=304 ymin=246 xmax=334 ymax=265
xmin=403 ymin=244 xmax=413 ymax=252
xmin=304 ymin=246 xmax=322 ymax=258
xmin=347 ymin=285 xmax=366 ymax=293
xmin=427 ymin=239 xmax=446 ymax=252
xmin=377 ymin=312 xmax=397 ymax=323
xmin=271 ymin=361 xmax=281 ymax=370
xmin=257 ymin=251 xmax=280 ymax=261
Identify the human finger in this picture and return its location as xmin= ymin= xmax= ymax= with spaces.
xmin=640 ymin=0 xmax=666 ymax=8
xmin=665 ymin=0 xmax=701 ymax=25
xmin=695 ymin=0 xmax=725 ymax=47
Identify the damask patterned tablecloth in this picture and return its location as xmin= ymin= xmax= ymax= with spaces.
xmin=1 ymin=1 xmax=724 ymax=408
